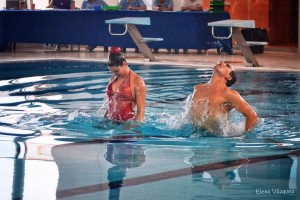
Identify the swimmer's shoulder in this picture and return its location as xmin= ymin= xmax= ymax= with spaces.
xmin=224 ymin=88 xmax=244 ymax=102
xmin=131 ymin=71 xmax=146 ymax=87
xmin=225 ymin=88 xmax=239 ymax=96
xmin=194 ymin=83 xmax=205 ymax=90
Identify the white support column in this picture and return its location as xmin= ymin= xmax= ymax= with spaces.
xmin=0 ymin=1 xmax=5 ymax=10
xmin=26 ymin=0 xmax=33 ymax=9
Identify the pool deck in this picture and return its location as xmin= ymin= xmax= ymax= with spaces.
xmin=0 ymin=45 xmax=299 ymax=72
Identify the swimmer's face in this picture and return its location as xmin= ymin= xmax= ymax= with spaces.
xmin=108 ymin=62 xmax=127 ymax=77
xmin=214 ymin=62 xmax=234 ymax=76
xmin=108 ymin=66 xmax=121 ymax=76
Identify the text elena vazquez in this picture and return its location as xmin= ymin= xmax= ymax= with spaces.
xmin=256 ymin=188 xmax=295 ymax=195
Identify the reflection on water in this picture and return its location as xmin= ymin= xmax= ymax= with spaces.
xmin=48 ymin=140 xmax=299 ymax=199
xmin=51 ymin=140 xmax=147 ymax=200
xmin=11 ymin=139 xmax=26 ymax=200
xmin=187 ymin=145 xmax=296 ymax=194
xmin=105 ymin=143 xmax=146 ymax=200
xmin=3 ymin=128 xmax=300 ymax=199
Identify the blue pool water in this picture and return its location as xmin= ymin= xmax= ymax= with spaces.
xmin=0 ymin=61 xmax=300 ymax=200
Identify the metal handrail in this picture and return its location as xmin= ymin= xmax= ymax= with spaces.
xmin=108 ymin=24 xmax=128 ymax=36
xmin=211 ymin=26 xmax=233 ymax=40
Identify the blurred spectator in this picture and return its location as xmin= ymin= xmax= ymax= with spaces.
xmin=152 ymin=0 xmax=174 ymax=11
xmin=181 ymin=0 xmax=203 ymax=11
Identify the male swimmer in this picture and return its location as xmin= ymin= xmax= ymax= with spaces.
xmin=104 ymin=47 xmax=146 ymax=122
xmin=189 ymin=62 xmax=258 ymax=135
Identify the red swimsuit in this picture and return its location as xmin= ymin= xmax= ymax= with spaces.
xmin=106 ymin=71 xmax=135 ymax=121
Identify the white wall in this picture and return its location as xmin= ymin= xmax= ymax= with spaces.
xmin=0 ymin=1 xmax=7 ymax=9
xmin=32 ymin=0 xmax=49 ymax=9
xmin=1 ymin=0 xmax=49 ymax=10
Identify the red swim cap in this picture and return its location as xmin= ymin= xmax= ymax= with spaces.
xmin=110 ymin=46 xmax=121 ymax=54
xmin=108 ymin=46 xmax=126 ymax=66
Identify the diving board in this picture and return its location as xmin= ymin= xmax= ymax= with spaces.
xmin=208 ymin=20 xmax=255 ymax=28
xmin=105 ymin=17 xmax=163 ymax=61
xmin=208 ymin=20 xmax=260 ymax=67
xmin=106 ymin=17 xmax=151 ymax=26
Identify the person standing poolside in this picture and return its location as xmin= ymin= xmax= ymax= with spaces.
xmin=104 ymin=47 xmax=146 ymax=122
xmin=189 ymin=62 xmax=257 ymax=135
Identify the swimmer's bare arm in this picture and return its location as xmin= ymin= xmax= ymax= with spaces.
xmin=134 ymin=76 xmax=146 ymax=122
xmin=226 ymin=90 xmax=258 ymax=132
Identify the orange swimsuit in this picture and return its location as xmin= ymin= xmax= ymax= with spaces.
xmin=106 ymin=71 xmax=135 ymax=121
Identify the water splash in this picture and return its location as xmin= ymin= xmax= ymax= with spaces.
xmin=159 ymin=95 xmax=193 ymax=130
xmin=155 ymin=94 xmax=247 ymax=137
